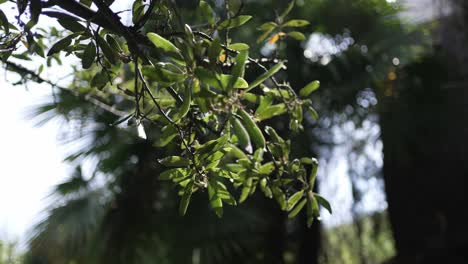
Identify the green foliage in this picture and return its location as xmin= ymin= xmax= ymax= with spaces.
xmin=320 ymin=212 xmax=395 ymax=264
xmin=0 ymin=0 xmax=328 ymax=226
xmin=0 ymin=239 xmax=22 ymax=264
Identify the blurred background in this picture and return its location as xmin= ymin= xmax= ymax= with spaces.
xmin=1 ymin=0 xmax=467 ymax=263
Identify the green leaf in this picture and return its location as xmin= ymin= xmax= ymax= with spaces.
xmin=80 ymin=0 xmax=92 ymax=6
xmin=147 ymin=32 xmax=183 ymax=59
xmin=315 ymin=194 xmax=332 ymax=214
xmin=154 ymin=62 xmax=187 ymax=82
xmin=239 ymin=177 xmax=253 ymax=203
xmin=228 ymin=43 xmax=250 ymax=51
xmin=29 ymin=0 xmax=42 ymax=24
xmin=287 ymin=31 xmax=306 ymax=41
xmin=258 ymin=22 xmax=278 ymax=31
xmin=259 ymin=178 xmax=273 ymax=198
xmin=233 ymin=50 xmax=249 ymax=79
xmin=106 ymin=34 xmax=122 ymax=52
xmin=227 ymin=144 xmax=249 ymax=160
xmin=47 ymin=35 xmax=74 ymax=56
xmin=247 ymin=62 xmax=284 ymax=91
xmin=258 ymin=162 xmax=275 ymax=175
xmin=283 ymin=19 xmax=310 ymax=27
xmin=231 ymin=116 xmax=251 ymax=152
xmin=58 ymin=17 xmax=87 ymax=33
xmin=216 ymin=181 xmax=237 ymax=205
xmin=299 ymin=80 xmax=320 ymax=97
xmin=179 ymin=179 xmax=194 ymax=215
xmin=198 ymin=1 xmax=214 ymax=24
xmin=228 ymin=49 xmax=248 ymax=92
xmin=197 ymin=134 xmax=229 ymax=158
xmin=82 ymin=42 xmax=96 ymax=69
xmin=287 ymin=190 xmax=304 ymax=210
xmin=311 ymin=194 xmax=320 ymax=216
xmin=308 ymin=158 xmax=319 ymax=189
xmin=0 ymin=9 xmax=10 ymax=33
xmin=256 ymin=103 xmax=287 ymax=121
xmin=256 ymin=95 xmax=274 ymax=116
xmin=96 ymin=35 xmax=118 ymax=64
xmin=195 ymin=67 xmax=248 ymax=91
xmin=288 ymin=198 xmax=306 ymax=218
xmin=132 ymin=0 xmax=145 ymax=25
xmin=90 ymin=70 xmax=109 ymax=89
xmin=172 ymin=82 xmax=192 ymax=122
xmin=154 ymin=125 xmax=178 ymax=147
xmin=272 ymin=186 xmax=287 ymax=210
xmin=208 ymin=37 xmax=222 ymax=64
xmin=208 ymin=179 xmax=223 ymax=217
xmin=158 ymin=156 xmax=191 ymax=167
xmin=257 ymin=27 xmax=275 ymax=43
xmin=218 ymin=15 xmax=252 ymax=30
xmin=306 ymin=105 xmax=319 ymax=119
xmin=306 ymin=191 xmax=319 ymax=227
xmin=238 ymin=109 xmax=266 ymax=150
xmin=159 ymin=168 xmax=189 ymax=181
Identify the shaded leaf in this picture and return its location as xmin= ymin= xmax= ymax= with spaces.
xmin=179 ymin=179 xmax=194 ymax=215
xmin=279 ymin=0 xmax=295 ymax=21
xmin=247 ymin=62 xmax=284 ymax=91
xmin=82 ymin=42 xmax=96 ymax=69
xmin=315 ymin=194 xmax=332 ymax=214
xmin=47 ymin=35 xmax=75 ymax=56
xmin=96 ymin=35 xmax=118 ymax=64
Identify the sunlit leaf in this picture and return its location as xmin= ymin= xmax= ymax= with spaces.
xmin=228 ymin=43 xmax=250 ymax=51
xmin=288 ymin=198 xmax=306 ymax=218
xmin=218 ymin=15 xmax=252 ymax=30
xmin=258 ymin=21 xmax=278 ymax=31
xmin=299 ymin=80 xmax=320 ymax=97
xmin=195 ymin=67 xmax=248 ymax=90
xmin=283 ymin=19 xmax=310 ymax=28
xmin=287 ymin=190 xmax=304 ymax=210
xmin=158 ymin=156 xmax=191 ymax=167
xmin=287 ymin=31 xmax=306 ymax=41
xmin=147 ymin=32 xmax=183 ymax=59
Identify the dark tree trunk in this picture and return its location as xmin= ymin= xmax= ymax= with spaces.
xmin=379 ymin=54 xmax=468 ymax=264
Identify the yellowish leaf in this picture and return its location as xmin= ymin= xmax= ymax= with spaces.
xmin=219 ymin=51 xmax=227 ymax=63
xmin=268 ymin=32 xmax=285 ymax=45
